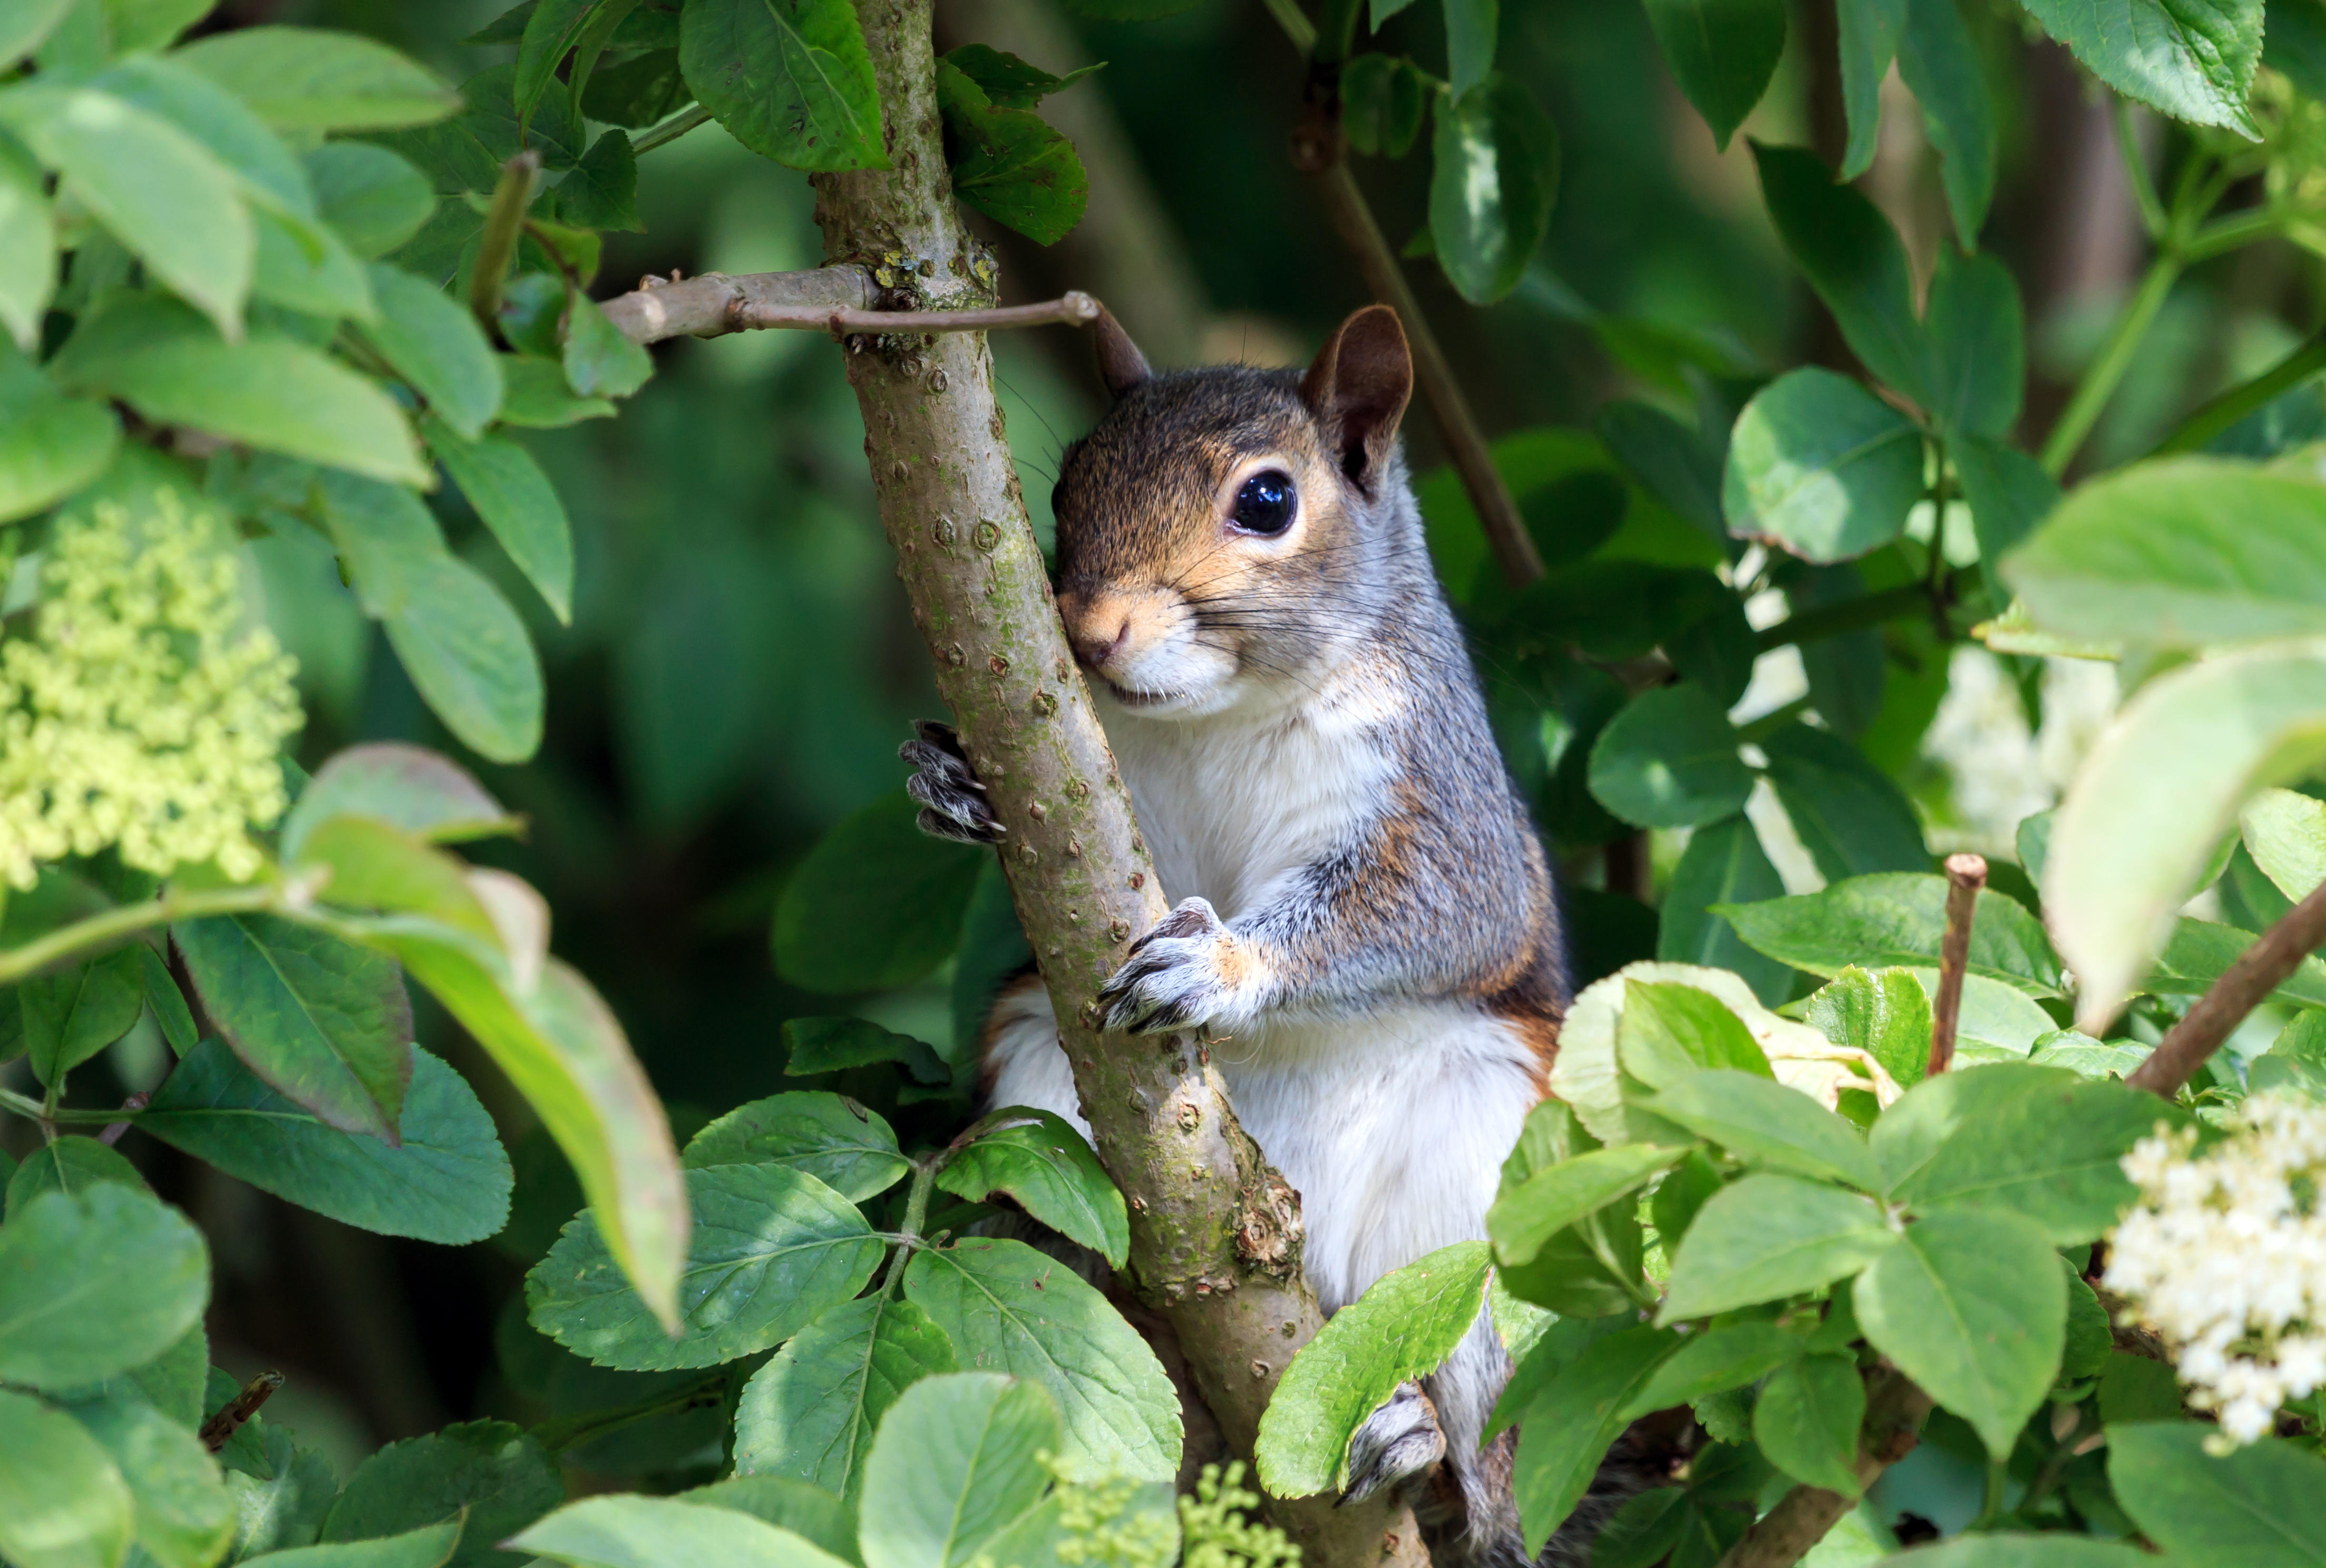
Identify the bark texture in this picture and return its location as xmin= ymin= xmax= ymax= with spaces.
xmin=809 ymin=5 xmax=1425 ymax=1563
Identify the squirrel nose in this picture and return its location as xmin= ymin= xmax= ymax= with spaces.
xmin=1070 ymin=615 xmax=1131 ymax=670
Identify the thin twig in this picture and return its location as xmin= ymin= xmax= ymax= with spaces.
xmin=1929 ymin=853 xmax=1987 ymax=1078
xmin=631 ymin=101 xmax=712 ymax=155
xmin=200 ymin=1371 xmax=284 ymax=1454
xmin=1717 ymin=1371 xmax=1933 ymax=1568
xmin=469 ymin=151 xmax=541 ymax=335
xmin=595 ymin=267 xmax=1104 ymax=347
xmin=2128 ymin=876 xmax=2326 ymax=1098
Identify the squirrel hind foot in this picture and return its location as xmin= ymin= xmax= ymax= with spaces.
xmin=901 ymin=722 xmax=1006 ymax=844
xmin=1341 ymin=1381 xmax=1447 ymax=1506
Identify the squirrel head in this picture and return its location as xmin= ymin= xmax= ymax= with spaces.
xmin=1052 ymin=304 xmax=1417 ymax=719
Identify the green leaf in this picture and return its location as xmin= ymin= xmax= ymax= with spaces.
xmin=360 ymin=266 xmax=504 ymax=440
xmin=939 ymin=44 xmax=1101 ymax=108
xmin=734 ymin=1296 xmax=958 ymax=1503
xmin=1760 ymin=725 xmax=1927 ymax=881
xmin=6 ymin=1136 xmax=149 ymax=1215
xmin=1639 ymin=0 xmax=1785 ymax=148
xmin=774 ymin=793 xmax=987 ymax=995
xmin=1922 ymin=250 xmax=2022 ymax=441
xmin=91 ymin=54 xmax=315 ymax=220
xmin=1 ymin=0 xmax=76 ymax=70
xmin=562 ymin=293 xmax=653 ymax=400
xmin=1909 ymin=969 xmax=2056 ymax=1057
xmin=685 ymin=1092 xmax=911 ymax=1203
xmin=1721 ymin=367 xmax=1923 ymax=562
xmin=1659 ymin=1173 xmax=1894 ymax=1322
xmin=934 ymin=62 xmax=1088 ymax=246
xmin=0 ymin=1186 xmax=208 ymax=1391
xmin=2062 ymin=1264 xmax=2110 ymax=1380
xmin=859 ymin=1374 xmax=1056 ymax=1568
xmin=1618 ymin=980 xmax=1775 ymax=1089
xmin=1806 ymin=965 xmax=1933 ymax=1089
xmin=528 ymin=1162 xmax=882 ymax=1371
xmin=580 ymin=49 xmax=690 ymax=129
xmin=937 ymin=1109 xmax=1129 ymax=1269
xmin=320 ymin=1421 xmax=562 ymax=1568
xmin=0 ymin=1386 xmax=134 ymax=1568
xmin=678 ymin=1479 xmax=858 ymax=1565
xmin=109 ymin=1328 xmax=207 ymax=1432
xmin=1657 ymin=814 xmax=1794 ymax=1005
xmin=513 ymin=1497 xmax=853 ymax=1568
xmin=2096 ymin=1350 xmax=2181 ymax=1426
xmin=2017 ymin=0 xmax=2262 ymax=132
xmin=1253 ymin=1242 xmax=1493 ymax=1497
xmin=1954 ymin=435 xmax=2059 ymax=603
xmin=307 ymin=143 xmax=435 ymax=260
xmin=0 ymin=144 xmax=57 ymax=353
xmin=1342 ymin=53 xmax=1428 ymax=158
xmin=421 ymin=419 xmax=572 ymax=622
xmin=251 ymin=207 xmax=377 ymax=322
xmin=215 ymin=1386 xmax=338 ymax=1559
xmin=1511 ymin=1326 xmax=1680 ymax=1554
xmin=1428 ymin=74 xmax=1559 ymax=305
xmin=21 ymin=947 xmax=144 ymax=1087
xmin=783 ymin=1017 xmax=949 ymax=1084
xmin=172 ymin=911 xmax=414 ymax=1142
xmin=2004 ymin=457 xmax=2326 ymax=647
xmin=1750 ymin=144 xmax=1931 ymax=403
xmin=1647 ymin=1072 xmax=1884 ymax=1191
xmin=1590 ymin=1489 xmax=1691 ymax=1568
xmin=557 ymin=129 xmax=640 ymax=232
xmin=322 ymin=472 xmax=547 ymax=763
xmin=1619 ymin=1321 xmax=1805 ymax=1418
xmin=903 ymin=1238 xmax=1181 ymax=1482
xmin=1585 ymin=683 xmax=1751 ymax=829
xmin=2041 ymin=644 xmax=2326 ymax=1027
xmin=284 ymin=743 xmax=517 ymax=860
xmin=2244 ymin=785 xmax=2326 ymax=901
xmin=1837 ymin=0 xmax=1906 ymax=178
xmin=1899 ymin=0 xmax=1996 ymax=241
xmin=1894 ymin=1074 xmax=2183 ymax=1243
xmin=1489 ymin=1147 xmax=1689 ymax=1268
xmin=1649 ymin=1148 xmax=1724 ymax=1254
xmin=517 ymin=0 xmax=601 ymax=121
xmin=679 ymin=0 xmax=886 ymax=171
xmin=496 ymin=355 xmax=615 ymax=426
xmin=2121 ymin=1433 xmax=2326 ymax=1563
xmin=176 ymin=27 xmax=462 ymax=131
xmin=66 ymin=1391 xmax=234 ymax=1568
xmin=140 ymin=1038 xmax=512 ymax=1244
xmin=1871 ymin=1061 xmax=2070 ymax=1195
xmin=0 ymin=85 xmax=253 ymax=338
xmin=1752 ymin=1355 xmax=1865 ymax=1494
xmin=1716 ymin=871 xmax=2065 ymax=996
xmin=239 ymin=1521 xmax=465 ymax=1568
xmin=52 ymin=294 xmax=427 ymax=485
xmin=1856 ymin=1206 xmax=2062 ymax=1456
xmin=2151 ymin=917 xmax=2326 ymax=1010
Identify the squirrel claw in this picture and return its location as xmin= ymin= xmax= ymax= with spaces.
xmin=1340 ymin=1382 xmax=1445 ymax=1505
xmin=900 ymin=720 xmax=1005 ymax=845
xmin=1094 ymin=897 xmax=1243 ymax=1035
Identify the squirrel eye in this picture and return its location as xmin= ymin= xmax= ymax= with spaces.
xmin=1230 ymin=470 xmax=1298 ymax=537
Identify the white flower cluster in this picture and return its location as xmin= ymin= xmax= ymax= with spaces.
xmin=0 ymin=491 xmax=300 ymax=890
xmin=2104 ymin=1093 xmax=2326 ymax=1445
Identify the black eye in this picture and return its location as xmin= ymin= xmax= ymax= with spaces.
xmin=1230 ymin=470 xmax=1298 ymax=536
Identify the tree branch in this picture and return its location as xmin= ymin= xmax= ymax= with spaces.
xmin=1716 ymin=1370 xmax=1933 ymax=1568
xmin=1928 ymin=853 xmax=1987 ymax=1078
xmin=597 ymin=266 xmax=1110 ymax=346
xmin=806 ymin=4 xmax=1423 ymax=1562
xmin=2127 ymin=875 xmax=2326 ymax=1098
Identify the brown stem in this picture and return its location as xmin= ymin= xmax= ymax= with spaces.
xmin=598 ymin=267 xmax=1109 ymax=346
xmin=806 ymin=3 xmax=1420 ymax=1562
xmin=1929 ymin=853 xmax=1987 ymax=1078
xmin=1716 ymin=1371 xmax=1933 ymax=1568
xmin=199 ymin=1370 xmax=284 ymax=1454
xmin=2128 ymin=875 xmax=2326 ymax=1098
xmin=1290 ymin=131 xmax=1544 ymax=586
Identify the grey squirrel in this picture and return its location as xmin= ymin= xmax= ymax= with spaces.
xmin=902 ymin=305 xmax=1659 ymax=1566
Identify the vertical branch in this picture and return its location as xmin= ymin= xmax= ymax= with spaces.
xmin=1928 ymin=853 xmax=1987 ymax=1077
xmin=809 ymin=4 xmax=1423 ymax=1562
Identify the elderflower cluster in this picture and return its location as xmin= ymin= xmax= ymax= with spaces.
xmin=2103 ymin=1093 xmax=2326 ymax=1445
xmin=1178 ymin=1464 xmax=1298 ymax=1568
xmin=1050 ymin=1463 xmax=1181 ymax=1568
xmin=0 ymin=491 xmax=300 ymax=890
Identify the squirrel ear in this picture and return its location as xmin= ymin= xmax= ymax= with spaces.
xmin=1091 ymin=305 xmax=1152 ymax=400
xmin=1301 ymin=304 xmax=1413 ymax=489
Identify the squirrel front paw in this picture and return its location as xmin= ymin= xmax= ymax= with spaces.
xmin=1341 ymin=1381 xmax=1446 ymax=1505
xmin=1094 ymin=897 xmax=1258 ymax=1035
xmin=900 ymin=720 xmax=1005 ymax=845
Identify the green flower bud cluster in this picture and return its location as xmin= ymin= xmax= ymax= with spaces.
xmin=0 ymin=490 xmax=301 ymax=890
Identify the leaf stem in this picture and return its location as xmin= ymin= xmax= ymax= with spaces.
xmin=2039 ymin=254 xmax=2181 ymax=477
xmin=1928 ymin=853 xmax=1987 ymax=1078
xmin=2152 ymin=330 xmax=2326 ymax=454
xmin=1753 ymin=569 xmax=1978 ymax=654
xmin=879 ymin=1154 xmax=942 ymax=1298
xmin=2182 ymin=206 xmax=2287 ymax=262
xmin=2112 ymin=99 xmax=2167 ymax=241
xmin=0 ymin=883 xmax=278 ymax=986
xmin=1257 ymin=0 xmax=1318 ymax=54
xmin=632 ymin=101 xmax=713 ymax=157
xmin=0 ymin=1086 xmax=48 ymax=1123
xmin=531 ymin=1372 xmax=726 ymax=1454
xmin=469 ymin=150 xmax=542 ymax=337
